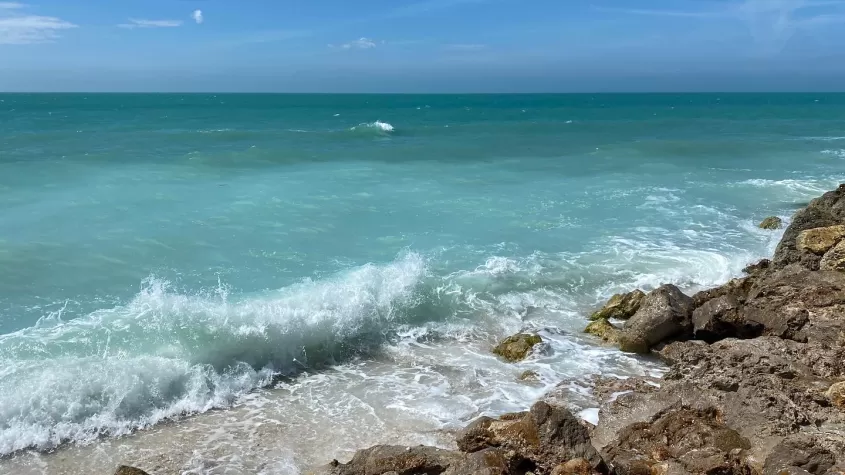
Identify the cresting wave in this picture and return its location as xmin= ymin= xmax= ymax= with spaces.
xmin=350 ymin=121 xmax=395 ymax=134
xmin=0 ymin=217 xmax=786 ymax=457
xmin=0 ymin=253 xmax=425 ymax=456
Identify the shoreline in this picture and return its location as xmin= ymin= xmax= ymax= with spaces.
xmin=303 ymin=185 xmax=845 ymax=475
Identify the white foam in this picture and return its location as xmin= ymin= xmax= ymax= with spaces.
xmin=0 ymin=253 xmax=426 ymax=455
xmin=822 ymin=149 xmax=845 ymax=158
xmin=351 ymin=121 xmax=395 ymax=133
xmin=577 ymin=408 xmax=599 ymax=425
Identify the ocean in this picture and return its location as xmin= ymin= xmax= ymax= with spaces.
xmin=1 ymin=93 xmax=843 ymax=474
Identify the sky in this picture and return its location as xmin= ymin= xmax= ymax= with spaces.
xmin=1 ymin=0 xmax=845 ymax=92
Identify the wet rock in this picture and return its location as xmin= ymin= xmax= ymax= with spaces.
xmin=519 ymin=370 xmax=540 ymax=382
xmin=760 ymin=216 xmax=783 ymax=230
xmin=773 ymin=184 xmax=845 ymax=270
xmin=583 ymin=319 xmax=620 ymax=344
xmin=826 ymin=381 xmax=845 ymax=409
xmin=743 ymin=258 xmax=771 ymax=275
xmin=326 ymin=445 xmax=461 ymax=475
xmin=589 ymin=290 xmax=646 ymax=321
xmin=618 ymin=285 xmax=693 ymax=354
xmin=602 ymin=407 xmax=753 ymax=475
xmin=114 ymin=467 xmax=151 ymax=475
xmin=492 ymin=334 xmax=543 ymax=362
xmin=455 ymin=401 xmax=607 ymax=474
xmin=820 ymin=240 xmax=845 ymax=271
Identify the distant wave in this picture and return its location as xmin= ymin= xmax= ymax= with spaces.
xmin=350 ymin=121 xmax=395 ymax=135
xmin=822 ymin=149 xmax=845 ymax=158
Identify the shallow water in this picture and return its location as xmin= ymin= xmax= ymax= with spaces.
xmin=1 ymin=93 xmax=843 ymax=474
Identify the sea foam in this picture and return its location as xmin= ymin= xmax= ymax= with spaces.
xmin=0 ymin=253 xmax=425 ymax=455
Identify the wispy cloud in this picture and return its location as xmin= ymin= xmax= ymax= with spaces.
xmin=192 ymin=9 xmax=203 ymax=25
xmin=118 ymin=18 xmax=183 ymax=29
xmin=0 ymin=3 xmax=77 ymax=44
xmin=334 ymin=37 xmax=378 ymax=49
xmin=596 ymin=0 xmax=845 ymax=54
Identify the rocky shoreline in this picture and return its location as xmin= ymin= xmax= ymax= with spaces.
xmin=119 ymin=185 xmax=845 ymax=475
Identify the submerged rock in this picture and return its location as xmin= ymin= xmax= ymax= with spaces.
xmin=589 ymin=290 xmax=646 ymax=321
xmin=584 ymin=319 xmax=620 ymax=344
xmin=796 ymin=225 xmax=845 ymax=255
xmin=618 ymin=285 xmax=693 ymax=354
xmin=519 ymin=370 xmax=540 ymax=382
xmin=759 ymin=216 xmax=783 ymax=230
xmin=820 ymin=240 xmax=845 ymax=271
xmin=114 ymin=467 xmax=151 ymax=475
xmin=492 ymin=333 xmax=543 ymax=362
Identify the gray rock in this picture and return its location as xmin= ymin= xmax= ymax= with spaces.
xmin=763 ymin=435 xmax=838 ymax=475
xmin=772 ymin=184 xmax=845 ymax=270
xmin=114 ymin=467 xmax=151 ymax=475
xmin=326 ymin=445 xmax=461 ymax=475
xmin=618 ymin=285 xmax=693 ymax=353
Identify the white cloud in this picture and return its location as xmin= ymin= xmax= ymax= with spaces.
xmin=192 ymin=9 xmax=203 ymax=25
xmin=340 ymin=37 xmax=377 ymax=49
xmin=118 ymin=18 xmax=183 ymax=29
xmin=0 ymin=4 xmax=77 ymax=44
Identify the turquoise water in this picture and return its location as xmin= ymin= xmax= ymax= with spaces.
xmin=1 ymin=94 xmax=844 ymax=464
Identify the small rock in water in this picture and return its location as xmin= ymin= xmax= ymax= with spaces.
xmin=114 ymin=466 xmax=151 ymax=475
xmin=492 ymin=333 xmax=543 ymax=362
xmin=583 ymin=319 xmax=620 ymax=344
xmin=518 ymin=370 xmax=540 ymax=382
xmin=759 ymin=216 xmax=783 ymax=230
xmin=589 ymin=289 xmax=645 ymax=321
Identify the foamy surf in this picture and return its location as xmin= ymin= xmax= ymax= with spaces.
xmin=0 ymin=253 xmax=426 ymax=455
xmin=350 ymin=121 xmax=395 ymax=134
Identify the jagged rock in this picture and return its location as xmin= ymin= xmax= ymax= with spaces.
xmin=773 ymin=184 xmax=845 ymax=270
xmin=584 ymin=319 xmax=620 ymax=344
xmin=760 ymin=216 xmax=783 ymax=230
xmin=493 ymin=334 xmax=543 ymax=362
xmin=827 ymin=381 xmax=845 ymax=409
xmin=743 ymin=259 xmax=771 ymax=275
xmin=796 ymin=225 xmax=845 ymax=255
xmin=589 ymin=290 xmax=646 ymax=321
xmin=820 ymin=240 xmax=845 ymax=271
xmin=551 ymin=459 xmax=593 ymax=475
xmin=691 ymin=294 xmax=763 ymax=342
xmin=443 ymin=449 xmax=511 ymax=475
xmin=763 ymin=435 xmax=838 ymax=475
xmin=114 ymin=467 xmax=151 ymax=475
xmin=593 ymin=337 xmax=845 ymax=473
xmin=744 ymin=269 xmax=845 ymax=345
xmin=326 ymin=445 xmax=462 ymax=475
xmin=618 ymin=285 xmax=693 ymax=354
xmin=602 ymin=407 xmax=753 ymax=475
xmin=455 ymin=402 xmax=607 ymax=474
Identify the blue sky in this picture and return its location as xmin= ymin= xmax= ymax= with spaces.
xmin=1 ymin=0 xmax=845 ymax=92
